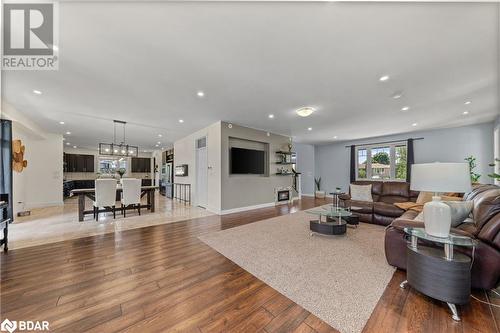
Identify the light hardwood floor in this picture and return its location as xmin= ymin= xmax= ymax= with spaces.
xmin=1 ymin=197 xmax=498 ymax=332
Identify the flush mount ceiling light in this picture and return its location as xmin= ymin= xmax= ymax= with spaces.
xmin=379 ymin=75 xmax=390 ymax=82
xmin=392 ymin=92 xmax=403 ymax=99
xmin=99 ymin=120 xmax=139 ymax=157
xmin=401 ymin=106 xmax=410 ymax=112
xmin=178 ymin=119 xmax=184 ymax=123
xmin=464 ymin=101 xmax=471 ymax=105
xmin=33 ymin=89 xmax=42 ymax=95
xmin=268 ymin=114 xmax=274 ymax=119
xmin=197 ymin=91 xmax=205 ymax=98
xmin=296 ymin=107 xmax=315 ymax=117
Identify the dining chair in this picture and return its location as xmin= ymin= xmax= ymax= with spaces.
xmin=93 ymin=179 xmax=117 ymax=220
xmin=121 ymin=178 xmax=142 ymax=217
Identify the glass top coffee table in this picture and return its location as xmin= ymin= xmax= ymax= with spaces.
xmin=306 ymin=207 xmax=352 ymax=236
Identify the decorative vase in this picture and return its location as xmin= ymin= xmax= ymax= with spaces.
xmin=423 ymin=196 xmax=451 ymax=238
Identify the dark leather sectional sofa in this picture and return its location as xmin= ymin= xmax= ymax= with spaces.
xmin=340 ymin=181 xmax=419 ymax=226
xmin=385 ymin=184 xmax=500 ymax=290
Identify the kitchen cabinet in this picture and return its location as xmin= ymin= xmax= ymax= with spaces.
xmin=131 ymin=158 xmax=151 ymax=173
xmin=64 ymin=154 xmax=94 ymax=172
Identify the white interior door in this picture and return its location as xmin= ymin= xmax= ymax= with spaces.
xmin=196 ymin=137 xmax=208 ymax=208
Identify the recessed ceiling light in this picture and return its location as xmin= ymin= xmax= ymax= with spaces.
xmin=65 ymin=131 xmax=71 ymax=135
xmin=155 ymin=144 xmax=159 ymax=147
xmin=333 ymin=136 xmax=338 ymax=139
xmin=157 ymin=141 xmax=161 ymax=144
xmin=379 ymin=75 xmax=390 ymax=82
xmin=113 ymin=149 xmax=118 ymax=153
xmin=63 ymin=138 xmax=66 ymax=141
xmin=73 ymin=145 xmax=77 ymax=149
xmin=412 ymin=123 xmax=418 ymax=127
xmin=197 ymin=91 xmax=205 ymax=98
xmin=33 ymin=89 xmax=42 ymax=95
xmin=307 ymin=127 xmax=312 ymax=131
xmin=296 ymin=107 xmax=315 ymax=117
xmin=268 ymin=114 xmax=274 ymax=119
xmin=53 ymin=45 xmax=59 ymax=52
xmin=401 ymin=106 xmax=410 ymax=112
xmin=179 ymin=119 xmax=184 ymax=123
xmin=463 ymin=111 xmax=469 ymax=115
xmin=59 ymin=121 xmax=65 ymax=125
xmin=66 ymin=142 xmax=70 ymax=145
xmin=392 ymin=92 xmax=403 ymax=99
xmin=464 ymin=101 xmax=471 ymax=105
xmin=158 ymin=134 xmax=162 ymax=137
xmin=143 ymin=150 xmax=148 ymax=153
xmin=105 ymin=148 xmax=110 ymax=152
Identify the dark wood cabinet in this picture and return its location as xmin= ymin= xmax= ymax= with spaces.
xmin=131 ymin=157 xmax=151 ymax=173
xmin=64 ymin=153 xmax=94 ymax=172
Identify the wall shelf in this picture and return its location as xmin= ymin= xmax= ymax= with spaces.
xmin=275 ymin=162 xmax=294 ymax=165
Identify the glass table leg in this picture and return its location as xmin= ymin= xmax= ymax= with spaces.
xmin=447 ymin=303 xmax=461 ymax=321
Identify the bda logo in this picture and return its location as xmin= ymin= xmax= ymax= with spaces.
xmin=1 ymin=319 xmax=17 ymax=333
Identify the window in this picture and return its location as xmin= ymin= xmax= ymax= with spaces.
xmin=355 ymin=142 xmax=407 ymax=181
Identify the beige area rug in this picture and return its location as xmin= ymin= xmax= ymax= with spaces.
xmin=199 ymin=209 xmax=395 ymax=333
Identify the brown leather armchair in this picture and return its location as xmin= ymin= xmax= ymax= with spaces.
xmin=385 ymin=184 xmax=500 ymax=290
xmin=340 ymin=181 xmax=419 ymax=226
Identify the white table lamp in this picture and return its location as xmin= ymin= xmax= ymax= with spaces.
xmin=410 ymin=163 xmax=472 ymax=237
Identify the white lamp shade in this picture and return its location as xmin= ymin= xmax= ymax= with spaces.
xmin=410 ymin=162 xmax=472 ymax=193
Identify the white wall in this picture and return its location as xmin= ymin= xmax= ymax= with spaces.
xmin=315 ymin=122 xmax=495 ymax=192
xmin=12 ymin=123 xmax=63 ymax=213
xmin=294 ymin=143 xmax=315 ymax=195
xmin=174 ymin=121 xmax=221 ymax=213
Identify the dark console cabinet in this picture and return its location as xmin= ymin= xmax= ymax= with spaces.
xmin=131 ymin=158 xmax=151 ymax=173
xmin=64 ymin=153 xmax=94 ymax=172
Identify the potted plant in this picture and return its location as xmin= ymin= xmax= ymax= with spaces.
xmin=314 ymin=177 xmax=325 ymax=198
xmin=116 ymin=168 xmax=126 ymax=179
xmin=488 ymin=158 xmax=500 ymax=181
xmin=464 ymin=156 xmax=481 ymax=184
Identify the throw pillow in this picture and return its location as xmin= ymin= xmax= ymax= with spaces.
xmin=416 ymin=191 xmax=433 ymax=204
xmin=393 ymin=202 xmax=424 ymax=212
xmin=443 ymin=201 xmax=474 ymax=227
xmin=415 ymin=211 xmax=424 ymax=221
xmin=350 ymin=184 xmax=373 ymax=202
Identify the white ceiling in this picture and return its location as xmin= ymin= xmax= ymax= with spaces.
xmin=2 ymin=1 xmax=499 ymax=149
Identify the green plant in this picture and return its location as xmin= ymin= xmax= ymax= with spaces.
xmin=116 ymin=168 xmax=126 ymax=178
xmin=314 ymin=177 xmax=322 ymax=191
xmin=372 ymin=152 xmax=390 ymax=165
xmin=464 ymin=156 xmax=481 ymax=183
xmin=488 ymin=158 xmax=500 ymax=181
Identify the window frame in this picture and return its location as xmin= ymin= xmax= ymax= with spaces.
xmin=355 ymin=141 xmax=407 ymax=182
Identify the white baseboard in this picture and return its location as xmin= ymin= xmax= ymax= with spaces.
xmin=220 ymin=202 xmax=276 ymax=215
xmin=301 ymin=193 xmax=315 ymax=197
xmin=26 ymin=201 xmax=64 ymax=209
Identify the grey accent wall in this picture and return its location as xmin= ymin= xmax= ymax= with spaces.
xmin=221 ymin=122 xmax=292 ymax=211
xmin=294 ymin=143 xmax=315 ymax=195
xmin=315 ymin=122 xmax=495 ymax=193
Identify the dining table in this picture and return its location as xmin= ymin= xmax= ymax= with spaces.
xmin=71 ymin=185 xmax=158 ymax=221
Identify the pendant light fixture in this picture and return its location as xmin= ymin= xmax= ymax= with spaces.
xmin=98 ymin=120 xmax=139 ymax=157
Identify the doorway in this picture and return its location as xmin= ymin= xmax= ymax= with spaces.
xmin=196 ymin=137 xmax=208 ymax=208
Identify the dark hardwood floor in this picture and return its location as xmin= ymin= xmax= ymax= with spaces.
xmin=1 ymin=197 xmax=498 ymax=332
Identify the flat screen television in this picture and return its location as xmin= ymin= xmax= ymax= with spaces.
xmin=230 ymin=147 xmax=265 ymax=174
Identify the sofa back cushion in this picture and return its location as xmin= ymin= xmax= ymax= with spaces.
xmin=351 ymin=181 xmax=383 ymax=201
xmin=379 ymin=182 xmax=410 ymax=204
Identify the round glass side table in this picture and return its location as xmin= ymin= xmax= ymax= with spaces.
xmin=400 ymin=227 xmax=477 ymax=321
